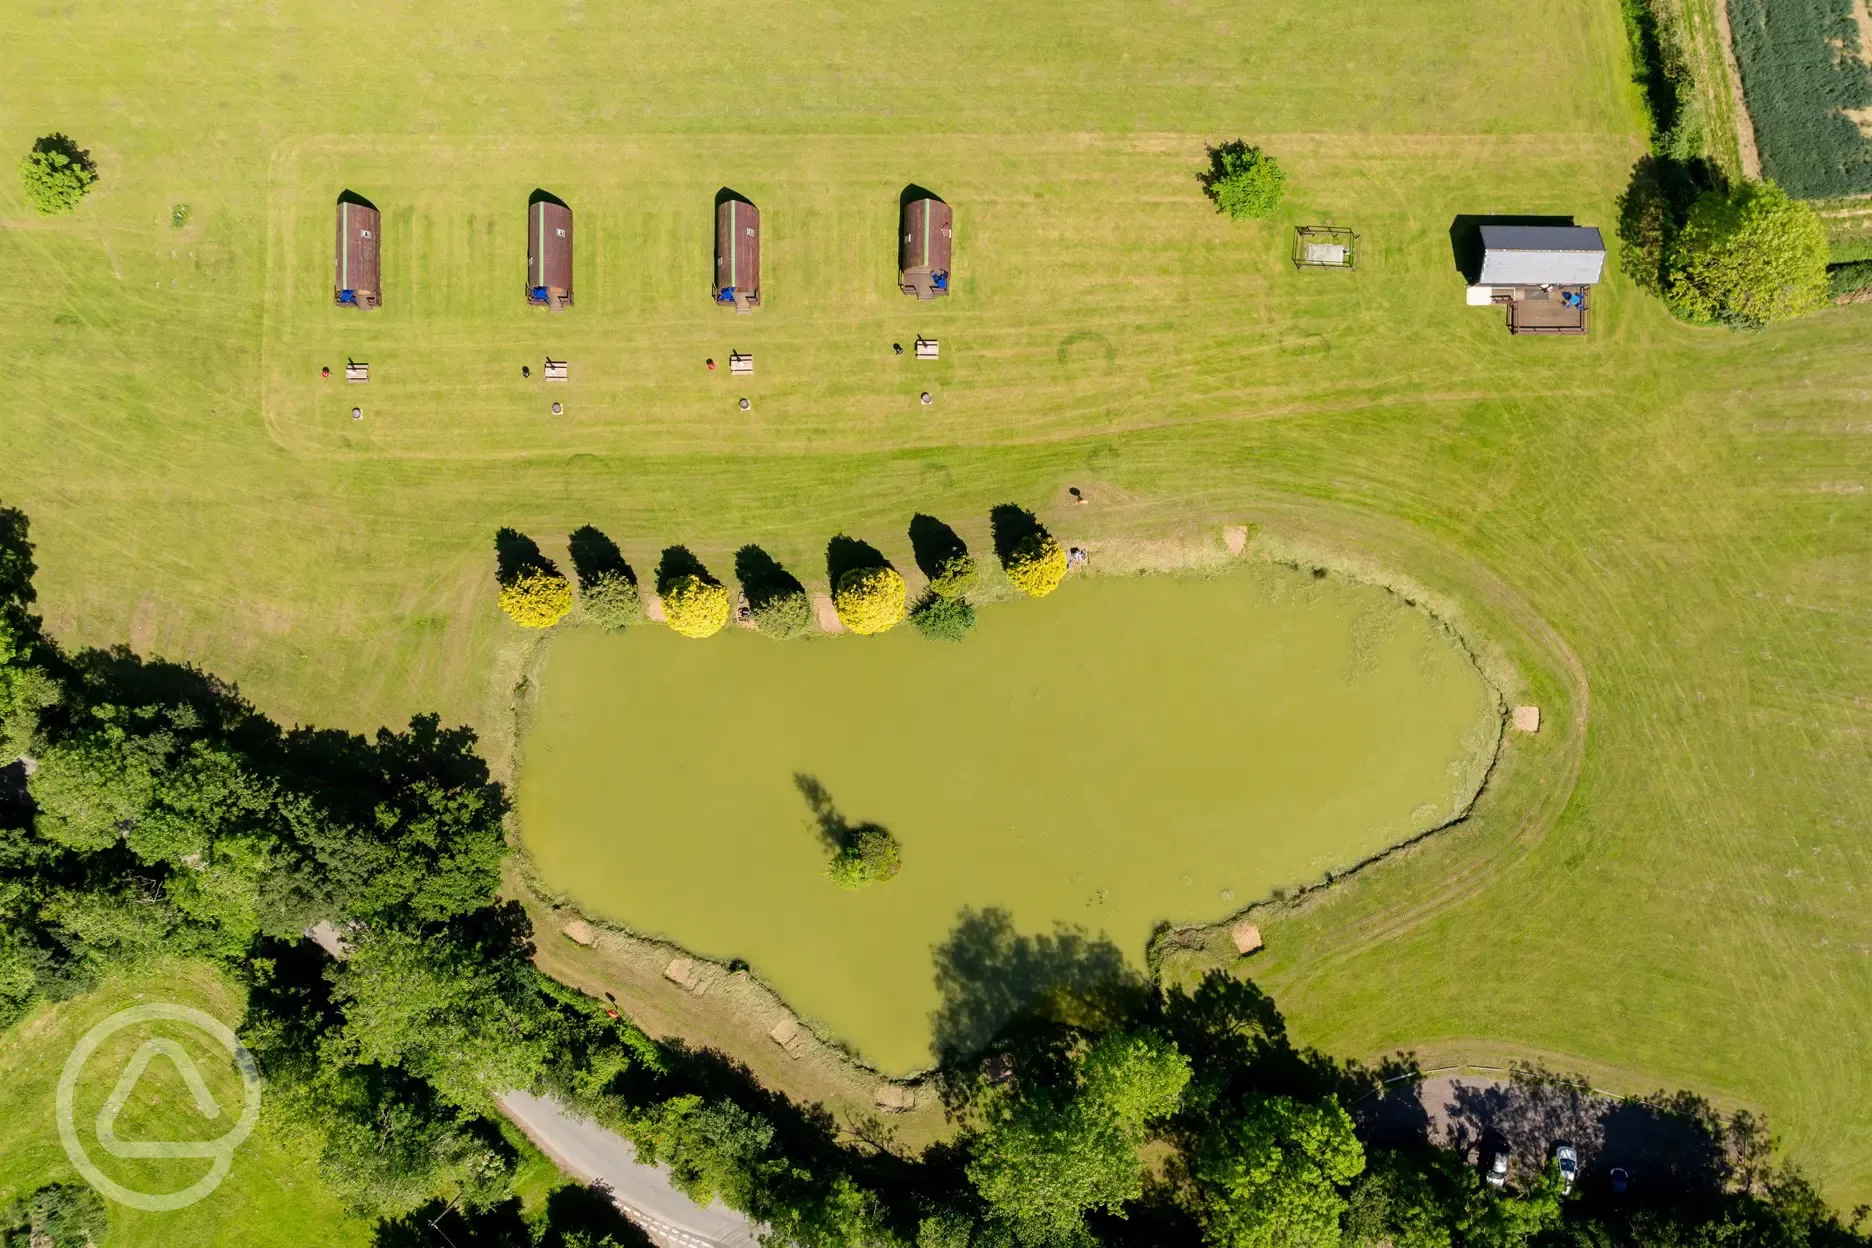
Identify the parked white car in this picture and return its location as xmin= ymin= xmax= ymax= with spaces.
xmin=1555 ymin=1144 xmax=1578 ymax=1193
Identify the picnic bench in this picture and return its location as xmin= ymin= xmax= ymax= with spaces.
xmin=915 ymin=337 xmax=939 ymax=360
xmin=543 ymin=359 xmax=568 ymax=381
xmin=729 ymin=352 xmax=753 ymax=375
xmin=344 ymin=362 xmax=369 ymax=383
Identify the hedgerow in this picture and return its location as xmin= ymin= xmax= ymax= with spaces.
xmin=1618 ymin=0 xmax=1705 ymax=159
xmin=1828 ymin=259 xmax=1872 ymax=297
xmin=1727 ymin=0 xmax=1872 ymax=197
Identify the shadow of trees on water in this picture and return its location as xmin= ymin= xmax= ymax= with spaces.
xmin=793 ymin=774 xmax=890 ymax=856
xmin=927 ymin=907 xmax=1149 ymax=1070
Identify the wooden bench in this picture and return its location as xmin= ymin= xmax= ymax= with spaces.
xmin=344 ymin=362 xmax=369 ymax=383
xmin=543 ymin=359 xmax=568 ymax=381
xmin=729 ymin=352 xmax=753 ymax=375
xmin=915 ymin=337 xmax=939 ymax=360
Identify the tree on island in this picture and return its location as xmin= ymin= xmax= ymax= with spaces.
xmin=826 ymin=826 xmax=902 ymax=889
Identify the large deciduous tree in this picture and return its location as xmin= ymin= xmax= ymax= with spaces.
xmin=968 ymin=1029 xmax=1191 ymax=1245
xmin=1196 ymin=1094 xmax=1365 ymax=1248
xmin=323 ymin=905 xmax=555 ymax=1112
xmin=1666 ymin=180 xmax=1828 ymax=326
xmin=17 ymin=135 xmax=98 ymax=216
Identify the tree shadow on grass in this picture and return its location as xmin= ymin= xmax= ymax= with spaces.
xmin=29 ymin=133 xmax=97 ymax=177
xmin=655 ymin=545 xmax=715 ymax=594
xmin=495 ymin=528 xmax=557 ymax=585
xmin=907 ymin=514 xmax=969 ymax=582
xmin=0 ymin=505 xmax=35 ymax=607
xmin=567 ymin=525 xmax=634 ymax=589
xmin=987 ymin=504 xmax=1045 ymax=564
xmin=825 ymin=534 xmax=888 ymax=589
xmin=735 ymin=545 xmax=806 ymax=612
xmin=67 ymin=647 xmax=256 ymax=736
xmin=1616 ymin=155 xmax=1724 ymax=294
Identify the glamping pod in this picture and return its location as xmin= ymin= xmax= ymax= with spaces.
xmin=899 ymin=196 xmax=952 ymax=300
xmin=526 ymin=195 xmax=574 ymax=309
xmin=714 ymin=196 xmax=761 ymax=312
xmin=1465 ymin=224 xmax=1607 ymax=335
xmin=334 ymin=196 xmax=382 ymax=309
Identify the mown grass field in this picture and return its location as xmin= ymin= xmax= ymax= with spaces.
xmin=0 ymin=965 xmax=370 ymax=1247
xmin=3 ymin=0 xmax=1870 ymax=1213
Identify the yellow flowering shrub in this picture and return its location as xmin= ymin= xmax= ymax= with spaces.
xmin=662 ymin=574 xmax=731 ymax=639
xmin=834 ymin=566 xmax=907 ymax=635
xmin=498 ymin=569 xmax=574 ymax=628
xmin=1004 ymin=532 xmax=1068 ymax=598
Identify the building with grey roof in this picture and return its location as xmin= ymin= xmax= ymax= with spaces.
xmin=1466 ymin=224 xmax=1606 ymax=335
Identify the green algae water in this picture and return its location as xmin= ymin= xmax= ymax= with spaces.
xmin=518 ymin=566 xmax=1499 ymax=1073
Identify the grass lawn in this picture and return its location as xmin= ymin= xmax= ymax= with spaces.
xmin=0 ymin=964 xmax=371 ymax=1247
xmin=3 ymin=0 xmax=1870 ymax=1213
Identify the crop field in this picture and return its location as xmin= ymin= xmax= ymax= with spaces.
xmin=3 ymin=0 xmax=1871 ymax=1217
xmin=1726 ymin=0 xmax=1872 ymax=196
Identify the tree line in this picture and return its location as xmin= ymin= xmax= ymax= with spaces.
xmin=493 ymin=506 xmax=1070 ymax=643
xmin=2 ymin=499 xmax=1867 ymax=1248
